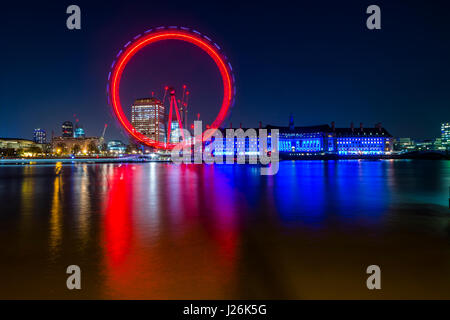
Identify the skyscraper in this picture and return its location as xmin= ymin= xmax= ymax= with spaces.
xmin=131 ymin=98 xmax=165 ymax=143
xmin=441 ymin=122 xmax=450 ymax=149
xmin=170 ymin=121 xmax=180 ymax=144
xmin=33 ymin=128 xmax=46 ymax=144
xmin=62 ymin=121 xmax=74 ymax=138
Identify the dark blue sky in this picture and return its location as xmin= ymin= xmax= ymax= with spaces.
xmin=1 ymin=0 xmax=450 ymax=142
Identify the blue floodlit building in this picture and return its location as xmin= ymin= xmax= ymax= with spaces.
xmin=269 ymin=121 xmax=392 ymax=157
xmin=266 ymin=124 xmax=334 ymax=155
xmin=334 ymin=123 xmax=392 ymax=155
xmin=207 ymin=118 xmax=393 ymax=158
xmin=207 ymin=125 xmax=266 ymax=157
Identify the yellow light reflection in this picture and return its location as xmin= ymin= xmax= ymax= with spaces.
xmin=49 ymin=163 xmax=63 ymax=258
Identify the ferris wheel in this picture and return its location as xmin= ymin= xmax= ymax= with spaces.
xmin=107 ymin=26 xmax=236 ymax=150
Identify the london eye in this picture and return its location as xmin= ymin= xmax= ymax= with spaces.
xmin=107 ymin=26 xmax=236 ymax=150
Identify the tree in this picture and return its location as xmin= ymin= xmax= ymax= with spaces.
xmin=0 ymin=148 xmax=16 ymax=157
xmin=71 ymin=144 xmax=81 ymax=155
xmin=126 ymin=141 xmax=141 ymax=154
xmin=56 ymin=143 xmax=67 ymax=154
xmin=100 ymin=142 xmax=108 ymax=154
xmin=43 ymin=143 xmax=52 ymax=153
xmin=28 ymin=146 xmax=42 ymax=155
xmin=87 ymin=141 xmax=99 ymax=154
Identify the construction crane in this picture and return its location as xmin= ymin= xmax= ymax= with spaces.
xmin=178 ymin=86 xmax=190 ymax=129
xmin=183 ymin=90 xmax=190 ymax=130
xmin=100 ymin=124 xmax=107 ymax=144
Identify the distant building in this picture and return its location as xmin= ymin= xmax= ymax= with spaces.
xmin=107 ymin=140 xmax=126 ymax=154
xmin=74 ymin=125 xmax=86 ymax=138
xmin=52 ymin=136 xmax=100 ymax=154
xmin=131 ymin=98 xmax=165 ymax=143
xmin=0 ymin=138 xmax=43 ymax=151
xmin=267 ymin=120 xmax=393 ymax=156
xmin=170 ymin=121 xmax=181 ymax=144
xmin=394 ymin=137 xmax=416 ymax=153
xmin=441 ymin=122 xmax=450 ymax=149
xmin=210 ymin=119 xmax=393 ymax=158
xmin=333 ymin=122 xmax=393 ymax=156
xmin=62 ymin=121 xmax=74 ymax=138
xmin=433 ymin=138 xmax=446 ymax=151
xmin=267 ymin=124 xmax=334 ymax=154
xmin=33 ymin=128 xmax=46 ymax=144
xmin=415 ymin=140 xmax=434 ymax=151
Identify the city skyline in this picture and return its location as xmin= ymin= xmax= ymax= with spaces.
xmin=1 ymin=0 xmax=450 ymax=142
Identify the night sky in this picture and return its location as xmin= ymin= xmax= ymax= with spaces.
xmin=1 ymin=0 xmax=450 ymax=142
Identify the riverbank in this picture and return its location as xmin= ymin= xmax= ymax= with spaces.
xmin=281 ymin=151 xmax=450 ymax=160
xmin=1 ymin=151 xmax=449 ymax=165
xmin=0 ymin=156 xmax=170 ymax=165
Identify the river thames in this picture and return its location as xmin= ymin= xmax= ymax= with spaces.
xmin=0 ymin=160 xmax=449 ymax=299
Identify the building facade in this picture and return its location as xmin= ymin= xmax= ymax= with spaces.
xmin=170 ymin=121 xmax=181 ymax=144
xmin=107 ymin=140 xmax=127 ymax=154
xmin=204 ymin=118 xmax=394 ymax=158
xmin=334 ymin=123 xmax=392 ymax=155
xmin=62 ymin=121 xmax=74 ymax=138
xmin=267 ymin=124 xmax=334 ymax=155
xmin=393 ymin=137 xmax=416 ymax=153
xmin=0 ymin=138 xmax=43 ymax=152
xmin=441 ymin=122 xmax=450 ymax=150
xmin=33 ymin=128 xmax=47 ymax=144
xmin=74 ymin=125 xmax=86 ymax=138
xmin=52 ymin=136 xmax=100 ymax=154
xmin=266 ymin=121 xmax=393 ymax=156
xmin=131 ymin=98 xmax=166 ymax=143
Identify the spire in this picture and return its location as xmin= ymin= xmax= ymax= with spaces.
xmin=289 ymin=113 xmax=294 ymax=130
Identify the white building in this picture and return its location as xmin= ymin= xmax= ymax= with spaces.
xmin=131 ymin=98 xmax=166 ymax=143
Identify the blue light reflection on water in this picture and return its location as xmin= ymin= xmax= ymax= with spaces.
xmin=210 ymin=160 xmax=450 ymax=229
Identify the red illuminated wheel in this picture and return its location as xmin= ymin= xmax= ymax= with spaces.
xmin=107 ymin=26 xmax=236 ymax=150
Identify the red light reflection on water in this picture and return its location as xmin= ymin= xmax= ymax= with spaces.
xmin=101 ymin=164 xmax=239 ymax=299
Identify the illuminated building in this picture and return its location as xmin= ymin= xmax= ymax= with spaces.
xmin=433 ymin=138 xmax=446 ymax=151
xmin=211 ymin=127 xmax=261 ymax=157
xmin=415 ymin=140 xmax=433 ymax=151
xmin=107 ymin=140 xmax=127 ymax=154
xmin=51 ymin=136 xmax=100 ymax=154
xmin=62 ymin=121 xmax=74 ymax=138
xmin=0 ymin=138 xmax=43 ymax=151
xmin=211 ymin=119 xmax=393 ymax=158
xmin=394 ymin=137 xmax=416 ymax=153
xmin=170 ymin=121 xmax=181 ymax=144
xmin=334 ymin=123 xmax=393 ymax=155
xmin=74 ymin=126 xmax=86 ymax=138
xmin=33 ymin=128 xmax=47 ymax=144
xmin=267 ymin=124 xmax=334 ymax=155
xmin=442 ymin=122 xmax=450 ymax=149
xmin=131 ymin=98 xmax=165 ymax=143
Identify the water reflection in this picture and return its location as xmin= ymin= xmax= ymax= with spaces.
xmin=75 ymin=165 xmax=91 ymax=248
xmin=0 ymin=160 xmax=449 ymax=299
xmin=98 ymin=164 xmax=239 ymax=298
xmin=49 ymin=170 xmax=62 ymax=257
